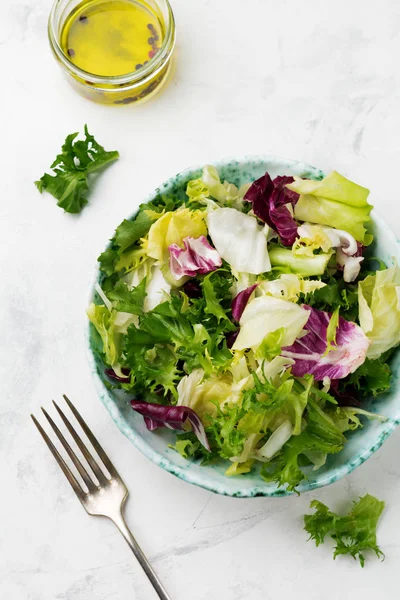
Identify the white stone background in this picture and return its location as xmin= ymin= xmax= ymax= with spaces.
xmin=2 ymin=0 xmax=400 ymax=598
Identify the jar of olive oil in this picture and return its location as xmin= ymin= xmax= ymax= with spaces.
xmin=48 ymin=0 xmax=175 ymax=104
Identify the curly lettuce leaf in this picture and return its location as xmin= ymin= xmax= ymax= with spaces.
xmin=344 ymin=357 xmax=392 ymax=398
xmin=114 ymin=213 xmax=154 ymax=252
xmin=107 ymin=278 xmax=147 ymax=315
xmin=301 ymin=276 xmax=359 ymax=322
xmin=186 ymin=165 xmax=250 ymax=210
xmin=358 ymin=262 xmax=400 ymax=359
xmin=304 ymin=494 xmax=385 ymax=567
xmin=98 ymin=196 xmax=186 ymax=276
xmin=261 ymin=397 xmax=346 ymax=491
xmin=87 ymin=304 xmax=120 ymax=366
xmin=123 ymin=280 xmax=235 ymax=387
xmin=35 ymin=125 xmax=119 ymax=214
xmin=331 ymin=406 xmax=387 ymax=433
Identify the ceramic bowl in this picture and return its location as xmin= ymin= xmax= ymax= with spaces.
xmin=87 ymin=156 xmax=400 ymax=497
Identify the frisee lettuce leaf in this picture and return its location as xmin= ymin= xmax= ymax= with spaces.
xmin=300 ymin=277 xmax=359 ymax=322
xmin=87 ymin=304 xmax=121 ymax=367
xmin=35 ymin=125 xmax=119 ymax=214
xmin=98 ymin=196 xmax=185 ymax=277
xmin=107 ymin=278 xmax=147 ymax=315
xmin=344 ymin=357 xmax=392 ymax=398
xmin=304 ymin=494 xmax=385 ymax=567
xmin=122 ymin=271 xmax=236 ymax=398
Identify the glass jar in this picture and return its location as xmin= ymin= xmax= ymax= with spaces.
xmin=48 ymin=0 xmax=176 ymax=105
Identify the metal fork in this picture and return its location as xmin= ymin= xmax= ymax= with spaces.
xmin=31 ymin=395 xmax=171 ymax=600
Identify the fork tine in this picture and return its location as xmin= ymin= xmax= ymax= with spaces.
xmin=63 ymin=395 xmax=121 ymax=480
xmin=31 ymin=414 xmax=85 ymax=500
xmin=53 ymin=400 xmax=110 ymax=485
xmin=41 ymin=407 xmax=95 ymax=492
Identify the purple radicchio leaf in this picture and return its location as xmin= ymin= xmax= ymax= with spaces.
xmin=169 ymin=236 xmax=222 ymax=280
xmin=226 ymin=329 xmax=239 ymax=349
xmin=130 ymin=400 xmax=211 ymax=451
xmin=231 ymin=284 xmax=258 ymax=322
xmin=281 ymin=305 xmax=370 ymax=380
xmin=104 ymin=368 xmax=131 ymax=384
xmin=244 ymin=173 xmax=300 ymax=246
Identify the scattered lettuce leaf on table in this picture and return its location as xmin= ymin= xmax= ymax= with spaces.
xmin=35 ymin=125 xmax=119 ymax=214
xmin=304 ymin=494 xmax=385 ymax=567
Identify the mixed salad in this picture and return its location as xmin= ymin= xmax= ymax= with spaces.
xmin=88 ymin=165 xmax=400 ymax=491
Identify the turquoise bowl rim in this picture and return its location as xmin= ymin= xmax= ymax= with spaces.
xmin=86 ymin=155 xmax=400 ymax=497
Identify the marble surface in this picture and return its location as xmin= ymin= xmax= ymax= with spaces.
xmin=2 ymin=0 xmax=400 ymax=598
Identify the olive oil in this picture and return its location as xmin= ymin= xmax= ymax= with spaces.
xmin=61 ymin=0 xmax=164 ymax=77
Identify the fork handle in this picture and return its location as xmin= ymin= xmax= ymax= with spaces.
xmin=112 ymin=512 xmax=171 ymax=600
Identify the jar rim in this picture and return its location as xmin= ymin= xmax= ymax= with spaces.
xmin=48 ymin=0 xmax=176 ymax=85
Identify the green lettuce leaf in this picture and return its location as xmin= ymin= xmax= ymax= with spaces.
xmin=345 ymin=357 xmax=392 ymax=398
xmin=232 ymin=295 xmax=310 ymax=351
xmin=287 ymin=171 xmax=373 ymax=243
xmin=107 ymin=278 xmax=147 ymax=315
xmin=301 ymin=276 xmax=359 ymax=322
xmin=358 ymin=262 xmax=400 ymax=359
xmin=97 ymin=196 xmax=185 ymax=277
xmin=331 ymin=406 xmax=387 ymax=433
xmin=123 ymin=339 xmax=180 ymax=398
xmin=114 ymin=214 xmax=153 ymax=252
xmin=261 ymin=396 xmax=346 ymax=491
xmin=269 ymin=246 xmax=332 ymax=276
xmin=186 ymin=165 xmax=250 ymax=210
xmin=87 ymin=304 xmax=120 ymax=366
xmin=35 ymin=125 xmax=119 ymax=214
xmin=170 ymin=438 xmax=202 ymax=459
xmin=258 ymin=274 xmax=326 ymax=303
xmin=201 ymin=270 xmax=232 ymax=322
xmin=123 ymin=280 xmax=235 ymax=389
xmin=288 ymin=171 xmax=370 ymax=207
xmin=304 ymin=494 xmax=385 ymax=567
